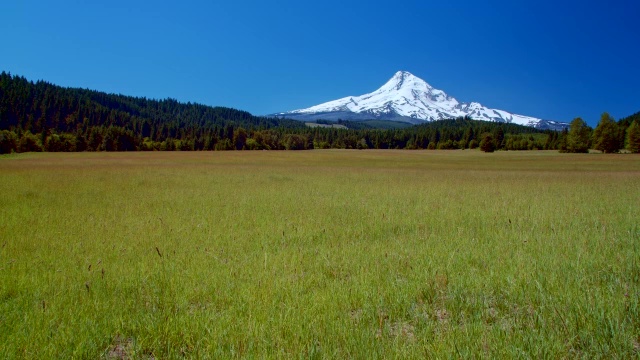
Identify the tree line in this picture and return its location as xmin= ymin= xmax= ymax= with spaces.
xmin=560 ymin=112 xmax=640 ymax=153
xmin=1 ymin=71 xmax=638 ymax=154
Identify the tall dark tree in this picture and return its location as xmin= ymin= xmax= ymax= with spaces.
xmin=493 ymin=127 xmax=505 ymax=150
xmin=557 ymin=128 xmax=569 ymax=152
xmin=233 ymin=127 xmax=248 ymax=150
xmin=593 ymin=112 xmax=621 ymax=153
xmin=566 ymin=117 xmax=591 ymax=153
xmin=626 ymin=120 xmax=640 ymax=153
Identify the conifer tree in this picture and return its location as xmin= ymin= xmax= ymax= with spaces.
xmin=557 ymin=128 xmax=569 ymax=152
xmin=593 ymin=112 xmax=620 ymax=153
xmin=626 ymin=120 xmax=640 ymax=153
xmin=493 ymin=127 xmax=505 ymax=150
xmin=567 ymin=117 xmax=590 ymax=153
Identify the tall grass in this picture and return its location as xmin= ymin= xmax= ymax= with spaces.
xmin=1 ymin=150 xmax=639 ymax=358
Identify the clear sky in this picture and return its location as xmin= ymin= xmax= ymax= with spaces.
xmin=2 ymin=0 xmax=638 ymax=126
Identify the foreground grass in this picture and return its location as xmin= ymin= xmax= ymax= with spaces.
xmin=0 ymin=150 xmax=639 ymax=358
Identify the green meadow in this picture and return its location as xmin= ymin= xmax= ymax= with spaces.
xmin=1 ymin=150 xmax=639 ymax=359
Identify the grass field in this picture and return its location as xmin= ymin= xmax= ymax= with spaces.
xmin=1 ymin=150 xmax=639 ymax=358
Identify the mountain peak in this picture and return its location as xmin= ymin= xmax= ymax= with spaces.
xmin=392 ymin=70 xmax=414 ymax=80
xmin=384 ymin=70 xmax=431 ymax=91
xmin=275 ymin=71 xmax=567 ymax=130
xmin=392 ymin=70 xmax=415 ymax=79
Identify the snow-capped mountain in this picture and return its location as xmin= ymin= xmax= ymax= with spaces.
xmin=275 ymin=71 xmax=567 ymax=130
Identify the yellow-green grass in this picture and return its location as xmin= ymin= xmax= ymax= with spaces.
xmin=1 ymin=150 xmax=639 ymax=358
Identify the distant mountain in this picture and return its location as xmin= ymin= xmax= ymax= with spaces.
xmin=274 ymin=71 xmax=568 ymax=130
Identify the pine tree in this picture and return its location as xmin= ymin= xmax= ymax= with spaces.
xmin=566 ymin=117 xmax=590 ymax=153
xmin=233 ymin=128 xmax=248 ymax=150
xmin=493 ymin=127 xmax=505 ymax=150
xmin=593 ymin=112 xmax=620 ymax=153
xmin=557 ymin=128 xmax=569 ymax=152
xmin=626 ymin=120 xmax=640 ymax=153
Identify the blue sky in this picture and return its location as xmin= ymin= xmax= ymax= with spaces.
xmin=2 ymin=0 xmax=638 ymax=126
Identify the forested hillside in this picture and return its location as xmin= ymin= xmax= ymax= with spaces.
xmin=0 ymin=72 xmax=304 ymax=152
xmin=1 ymin=71 xmax=626 ymax=153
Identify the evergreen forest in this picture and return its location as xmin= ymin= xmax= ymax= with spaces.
xmin=1 ymin=72 xmax=638 ymax=153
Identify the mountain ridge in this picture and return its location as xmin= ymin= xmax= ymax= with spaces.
xmin=275 ymin=71 xmax=568 ymax=130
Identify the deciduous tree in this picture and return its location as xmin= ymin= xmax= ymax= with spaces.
xmin=480 ymin=133 xmax=495 ymax=153
xmin=0 ymin=130 xmax=17 ymax=154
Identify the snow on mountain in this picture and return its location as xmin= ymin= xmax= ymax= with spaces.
xmin=275 ymin=71 xmax=566 ymax=130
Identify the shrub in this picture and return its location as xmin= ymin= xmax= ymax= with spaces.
xmin=18 ymin=131 xmax=43 ymax=152
xmin=0 ymin=130 xmax=18 ymax=154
